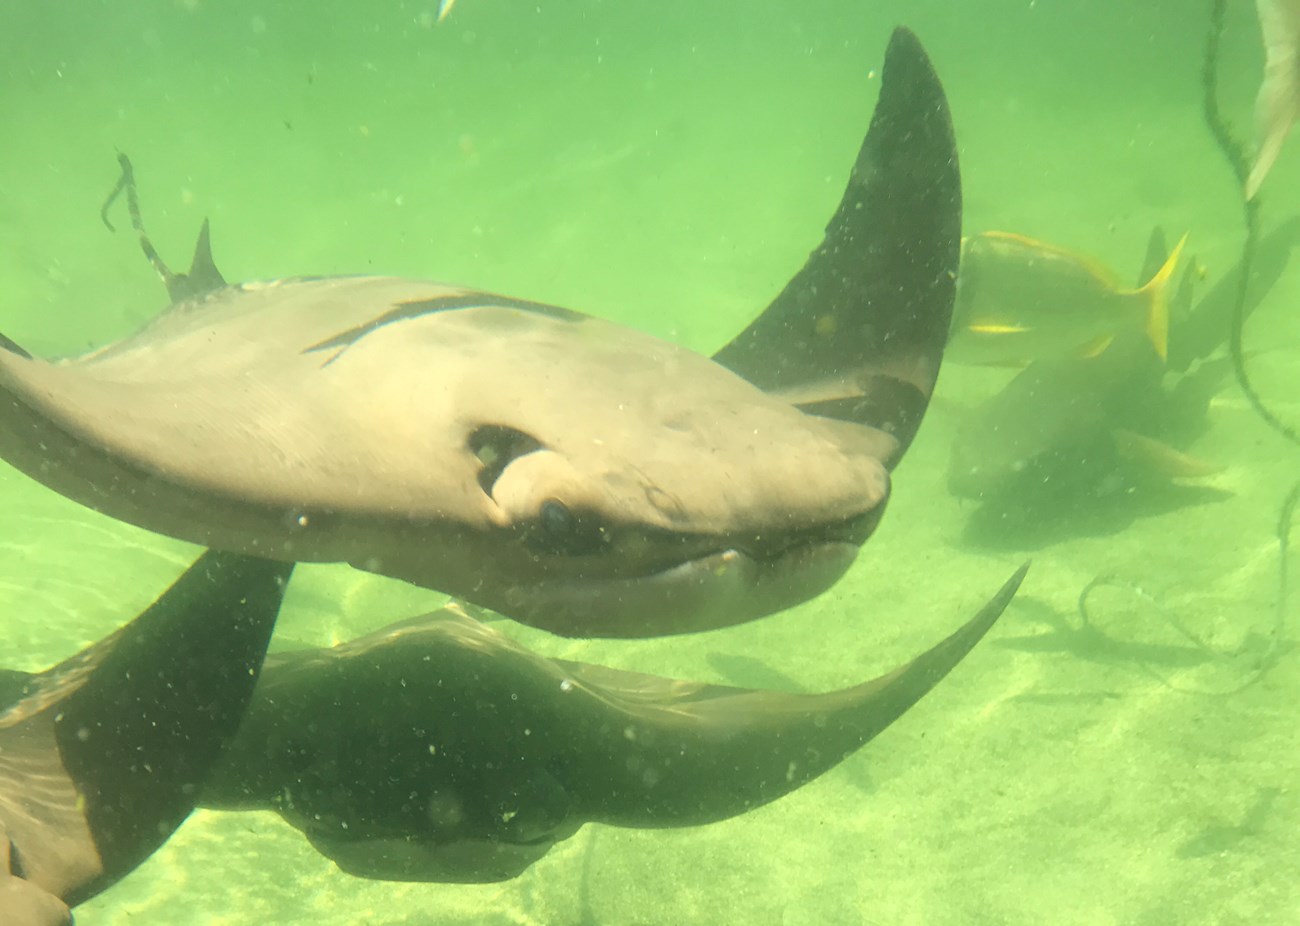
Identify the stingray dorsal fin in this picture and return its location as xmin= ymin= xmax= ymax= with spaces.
xmin=167 ymin=219 xmax=227 ymax=304
xmin=100 ymin=154 xmax=228 ymax=306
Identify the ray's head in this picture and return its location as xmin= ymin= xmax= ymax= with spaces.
xmin=391 ymin=318 xmax=897 ymax=637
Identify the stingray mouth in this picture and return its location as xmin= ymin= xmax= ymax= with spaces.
xmin=725 ymin=507 xmax=883 ymax=561
xmin=507 ymin=504 xmax=886 ymax=638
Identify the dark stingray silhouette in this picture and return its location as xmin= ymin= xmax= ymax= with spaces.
xmin=201 ymin=565 xmax=1026 ymax=883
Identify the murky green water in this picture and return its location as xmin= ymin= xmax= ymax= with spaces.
xmin=3 ymin=1 xmax=1298 ymax=923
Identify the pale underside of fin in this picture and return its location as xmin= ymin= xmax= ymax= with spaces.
xmin=1248 ymin=0 xmax=1300 ymax=199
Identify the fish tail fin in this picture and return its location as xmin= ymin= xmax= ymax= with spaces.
xmin=1135 ymin=232 xmax=1187 ymax=361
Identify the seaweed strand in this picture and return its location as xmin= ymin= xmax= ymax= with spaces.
xmin=1201 ymin=0 xmax=1300 ymax=448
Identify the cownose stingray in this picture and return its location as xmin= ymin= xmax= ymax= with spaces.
xmin=200 ymin=564 xmax=1026 ymax=884
xmin=0 ymin=28 xmax=960 ymax=639
xmin=0 ymin=551 xmax=290 ymax=924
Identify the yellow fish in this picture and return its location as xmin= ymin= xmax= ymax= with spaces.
xmin=947 ymin=230 xmax=1185 ymax=366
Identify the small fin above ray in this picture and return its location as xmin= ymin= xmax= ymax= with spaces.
xmin=712 ymin=27 xmax=961 ymax=469
xmin=100 ymin=154 xmax=228 ymax=305
xmin=168 ymin=219 xmax=228 ymax=304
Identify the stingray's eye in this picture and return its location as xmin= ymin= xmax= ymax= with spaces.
xmin=527 ymin=498 xmax=609 ymax=556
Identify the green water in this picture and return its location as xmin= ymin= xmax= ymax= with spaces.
xmin=3 ymin=1 xmax=1298 ymax=923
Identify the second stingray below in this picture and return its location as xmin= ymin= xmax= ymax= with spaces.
xmin=200 ymin=565 xmax=1026 ymax=884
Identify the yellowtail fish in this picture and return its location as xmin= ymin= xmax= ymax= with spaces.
xmin=1248 ymin=0 xmax=1300 ymax=198
xmin=946 ymin=230 xmax=1185 ymax=366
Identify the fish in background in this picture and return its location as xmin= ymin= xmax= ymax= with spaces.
xmin=947 ymin=231 xmax=1185 ymax=366
xmin=947 ymin=220 xmax=1300 ymax=540
xmin=1248 ymin=0 xmax=1300 ymax=198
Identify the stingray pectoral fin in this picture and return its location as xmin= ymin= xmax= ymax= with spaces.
xmin=582 ymin=562 xmax=1028 ymax=829
xmin=59 ymin=552 xmax=291 ymax=905
xmin=0 ymin=552 xmax=292 ymax=910
xmin=0 ymin=333 xmax=31 ymax=360
xmin=712 ymin=27 xmax=961 ymax=468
